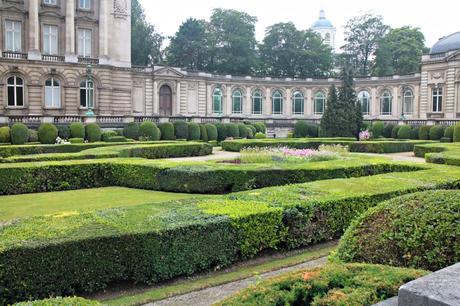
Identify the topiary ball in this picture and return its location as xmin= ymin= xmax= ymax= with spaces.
xmin=28 ymin=129 xmax=38 ymax=143
xmin=294 ymin=121 xmax=308 ymax=138
xmin=397 ymin=125 xmax=411 ymax=139
xmin=205 ymin=124 xmax=218 ymax=141
xmin=199 ymin=124 xmax=208 ymax=142
xmin=225 ymin=123 xmax=239 ymax=138
xmin=453 ymin=123 xmax=460 ymax=143
xmin=0 ymin=126 xmax=11 ymax=143
xmin=444 ymin=125 xmax=454 ymax=141
xmin=382 ymin=124 xmax=394 ymax=138
xmin=419 ymin=125 xmax=432 ymax=140
xmin=214 ymin=123 xmax=227 ymax=141
xmin=410 ymin=126 xmax=420 ymax=140
xmin=173 ymin=121 xmax=188 ymax=140
xmin=429 ymin=125 xmax=445 ymax=141
xmin=187 ymin=122 xmax=201 ymax=141
xmin=70 ymin=122 xmax=85 ymax=139
xmin=57 ymin=125 xmax=71 ymax=139
xmin=158 ymin=122 xmax=175 ymax=140
xmin=336 ymin=190 xmax=460 ymax=271
xmin=38 ymin=123 xmax=58 ymax=144
xmin=123 ymin=122 xmax=140 ymax=140
xmin=102 ymin=130 xmax=118 ymax=142
xmin=391 ymin=125 xmax=401 ymax=139
xmin=139 ymin=121 xmax=160 ymax=141
xmin=255 ymin=132 xmax=266 ymax=139
xmin=371 ymin=121 xmax=384 ymax=138
xmin=10 ymin=123 xmax=29 ymax=145
xmin=237 ymin=123 xmax=248 ymax=138
xmin=85 ymin=123 xmax=102 ymax=142
xmin=246 ymin=126 xmax=254 ymax=139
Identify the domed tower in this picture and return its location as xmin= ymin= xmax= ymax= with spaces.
xmin=311 ymin=9 xmax=336 ymax=51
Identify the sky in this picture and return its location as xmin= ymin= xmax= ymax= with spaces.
xmin=139 ymin=0 xmax=459 ymax=50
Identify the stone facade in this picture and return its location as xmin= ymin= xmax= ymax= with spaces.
xmin=0 ymin=0 xmax=459 ymax=127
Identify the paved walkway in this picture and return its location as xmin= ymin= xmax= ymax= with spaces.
xmin=165 ymin=147 xmax=240 ymax=162
xmin=362 ymin=151 xmax=426 ymax=163
xmin=147 ymin=257 xmax=327 ymax=306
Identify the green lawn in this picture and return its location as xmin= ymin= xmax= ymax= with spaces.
xmin=0 ymin=187 xmax=203 ymax=221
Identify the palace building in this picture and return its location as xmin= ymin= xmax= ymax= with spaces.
xmin=1 ymin=0 xmax=460 ymax=129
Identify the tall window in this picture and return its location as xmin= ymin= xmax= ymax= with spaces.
xmin=45 ymin=78 xmax=61 ymax=108
xmin=77 ymin=29 xmax=92 ymax=57
xmin=5 ymin=21 xmax=22 ymax=52
xmin=292 ymin=91 xmax=304 ymax=115
xmin=403 ymin=89 xmax=413 ymax=115
xmin=252 ymin=90 xmax=262 ymax=115
xmin=358 ymin=91 xmax=370 ymax=115
xmin=79 ymin=0 xmax=91 ymax=9
xmin=212 ymin=88 xmax=222 ymax=114
xmin=7 ymin=76 xmax=24 ymax=107
xmin=324 ymin=33 xmax=331 ymax=45
xmin=380 ymin=91 xmax=392 ymax=115
xmin=232 ymin=90 xmax=243 ymax=114
xmin=80 ymin=80 xmax=94 ymax=108
xmin=314 ymin=92 xmax=325 ymax=115
xmin=43 ymin=25 xmax=58 ymax=55
xmin=432 ymin=87 xmax=443 ymax=113
xmin=43 ymin=0 xmax=57 ymax=5
xmin=272 ymin=90 xmax=283 ymax=115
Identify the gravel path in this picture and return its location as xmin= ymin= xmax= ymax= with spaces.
xmin=361 ymin=151 xmax=426 ymax=163
xmin=165 ymin=147 xmax=240 ymax=162
xmin=147 ymin=257 xmax=327 ymax=306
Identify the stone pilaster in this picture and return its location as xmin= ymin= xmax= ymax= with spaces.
xmin=99 ymin=0 xmax=110 ymax=65
xmin=28 ymin=0 xmax=41 ymax=60
xmin=175 ymin=82 xmax=181 ymax=115
xmin=245 ymin=87 xmax=251 ymax=116
xmin=65 ymin=0 xmax=77 ymax=63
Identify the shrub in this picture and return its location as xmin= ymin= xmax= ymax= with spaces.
xmin=123 ymin=122 xmax=140 ymax=140
xmin=246 ymin=127 xmax=254 ymax=139
xmin=307 ymin=123 xmax=319 ymax=137
xmin=391 ymin=125 xmax=401 ymax=139
xmin=237 ymin=123 xmax=248 ymax=138
xmin=253 ymin=122 xmax=266 ymax=133
xmin=371 ymin=121 xmax=384 ymax=138
xmin=214 ymin=123 xmax=227 ymax=141
xmin=419 ymin=125 xmax=431 ymax=140
xmin=28 ymin=129 xmax=38 ymax=143
xmin=246 ymin=124 xmax=257 ymax=135
xmin=255 ymin=132 xmax=266 ymax=139
xmin=13 ymin=297 xmax=101 ymax=306
xmin=173 ymin=121 xmax=188 ymax=140
xmin=294 ymin=121 xmax=308 ymax=138
xmin=205 ymin=124 xmax=218 ymax=141
xmin=444 ymin=125 xmax=455 ymax=141
xmin=38 ymin=123 xmax=58 ymax=144
xmin=440 ymin=137 xmax=451 ymax=143
xmin=57 ymin=125 xmax=71 ymax=139
xmin=85 ymin=123 xmax=102 ymax=143
xmin=410 ymin=126 xmax=420 ymax=139
xmin=69 ymin=138 xmax=84 ymax=143
xmin=225 ymin=123 xmax=239 ymax=138
xmin=429 ymin=125 xmax=445 ymax=140
xmin=11 ymin=123 xmax=29 ymax=145
xmin=70 ymin=122 xmax=85 ymax=139
xmin=159 ymin=122 xmax=175 ymax=140
xmin=454 ymin=123 xmax=460 ymax=142
xmin=187 ymin=122 xmax=201 ymax=141
xmin=336 ymin=190 xmax=460 ymax=271
xmin=397 ymin=125 xmax=411 ymax=139
xmin=199 ymin=124 xmax=208 ymax=142
xmin=0 ymin=127 xmax=11 ymax=143
xmin=382 ymin=124 xmax=394 ymax=138
xmin=106 ymin=136 xmax=129 ymax=142
xmin=139 ymin=121 xmax=160 ymax=141
xmin=102 ymin=130 xmax=118 ymax=141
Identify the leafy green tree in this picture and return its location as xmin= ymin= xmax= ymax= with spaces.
xmin=131 ymin=0 xmax=164 ymax=66
xmin=342 ymin=13 xmax=389 ymax=76
xmin=166 ymin=18 xmax=210 ymax=71
xmin=374 ymin=26 xmax=425 ymax=76
xmin=208 ymin=9 xmax=258 ymax=75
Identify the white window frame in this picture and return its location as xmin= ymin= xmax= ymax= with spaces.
xmin=77 ymin=28 xmax=92 ymax=57
xmin=252 ymin=90 xmax=262 ymax=115
xmin=212 ymin=88 xmax=222 ymax=114
xmin=79 ymin=0 xmax=91 ymax=10
xmin=380 ymin=91 xmax=393 ymax=116
xmin=80 ymin=79 xmax=94 ymax=108
xmin=5 ymin=20 xmax=22 ymax=52
xmin=403 ymin=89 xmax=413 ymax=115
xmin=272 ymin=91 xmax=283 ymax=115
xmin=314 ymin=92 xmax=326 ymax=115
xmin=432 ymin=87 xmax=443 ymax=113
xmin=43 ymin=25 xmax=59 ymax=55
xmin=292 ymin=91 xmax=304 ymax=115
xmin=232 ymin=90 xmax=243 ymax=114
xmin=358 ymin=91 xmax=370 ymax=115
xmin=43 ymin=0 xmax=57 ymax=5
xmin=45 ymin=78 xmax=61 ymax=108
xmin=7 ymin=76 xmax=25 ymax=107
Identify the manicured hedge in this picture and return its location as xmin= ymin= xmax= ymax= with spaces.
xmin=123 ymin=122 xmax=140 ymax=140
xmin=371 ymin=121 xmax=384 ymax=138
xmin=391 ymin=125 xmax=401 ymax=139
xmin=38 ymin=123 xmax=58 ymax=144
xmin=215 ymin=123 xmax=227 ymax=141
xmin=429 ymin=125 xmax=445 ymax=140
xmin=85 ymin=123 xmax=102 ymax=143
xmin=254 ymin=132 xmax=266 ymax=139
xmin=11 ymin=123 xmax=29 ymax=145
xmin=0 ymin=127 xmax=10 ymax=143
xmin=253 ymin=122 xmax=266 ymax=133
xmin=158 ymin=122 xmax=175 ymax=140
xmin=444 ymin=125 xmax=454 ymax=141
xmin=397 ymin=125 xmax=411 ymax=139
xmin=102 ymin=130 xmax=118 ymax=141
xmin=199 ymin=124 xmax=208 ymax=142
xmin=410 ymin=126 xmax=420 ymax=139
xmin=225 ymin=123 xmax=239 ymax=138
xmin=237 ymin=123 xmax=248 ymax=139
xmin=419 ymin=125 xmax=431 ymax=140
xmin=454 ymin=123 xmax=460 ymax=142
xmin=187 ymin=122 xmax=201 ymax=141
xmin=13 ymin=297 xmax=100 ymax=306
xmin=70 ymin=123 xmax=85 ymax=139
xmin=139 ymin=121 xmax=161 ymax=141
xmin=414 ymin=143 xmax=460 ymax=166
xmin=28 ymin=129 xmax=38 ymax=143
xmin=205 ymin=124 xmax=218 ymax=141
xmin=294 ymin=121 xmax=308 ymax=138
xmin=382 ymin=124 xmax=394 ymax=138
xmin=57 ymin=125 xmax=71 ymax=140
xmin=336 ymin=190 xmax=460 ymax=271
xmin=173 ymin=121 xmax=188 ymax=140
xmin=219 ymin=263 xmax=427 ymax=306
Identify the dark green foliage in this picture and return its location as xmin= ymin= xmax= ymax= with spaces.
xmin=158 ymin=123 xmax=175 ymax=140
xmin=397 ymin=125 xmax=411 ymax=139
xmin=453 ymin=123 xmax=460 ymax=142
xmin=38 ymin=123 xmax=58 ymax=144
xmin=382 ymin=124 xmax=394 ymax=138
xmin=410 ymin=126 xmax=420 ymax=140
xmin=440 ymin=137 xmax=451 ymax=143
xmin=419 ymin=125 xmax=432 ymax=140
xmin=237 ymin=124 xmax=248 ymax=138
xmin=173 ymin=121 xmax=188 ymax=140
xmin=123 ymin=122 xmax=140 ymax=140
xmin=11 ymin=123 xmax=29 ymax=145
xmin=307 ymin=124 xmax=319 ymax=137
xmin=139 ymin=121 xmax=161 ymax=141
xmin=85 ymin=124 xmax=102 ymax=143
xmin=57 ymin=125 xmax=71 ymax=139
xmin=246 ymin=127 xmax=254 ymax=139
xmin=102 ymin=130 xmax=118 ymax=142
xmin=225 ymin=123 xmax=239 ymax=138
xmin=0 ymin=127 xmax=10 ymax=143
xmin=70 ymin=122 xmax=85 ymax=139
xmin=246 ymin=124 xmax=257 ymax=135
xmin=371 ymin=121 xmax=384 ymax=138
xmin=199 ymin=124 xmax=208 ymax=142
xmin=391 ymin=125 xmax=401 ymax=139
xmin=28 ymin=129 xmax=38 ymax=143
xmin=293 ymin=121 xmax=308 ymax=138
xmin=13 ymin=297 xmax=101 ymax=306
xmin=444 ymin=125 xmax=455 ymax=140
xmin=337 ymin=190 xmax=460 ymax=271
xmin=253 ymin=122 xmax=266 ymax=133
xmin=187 ymin=123 xmax=201 ymax=141
xmin=221 ymin=263 xmax=426 ymax=306
xmin=429 ymin=125 xmax=445 ymax=141
xmin=205 ymin=124 xmax=218 ymax=141
xmin=214 ymin=123 xmax=227 ymax=141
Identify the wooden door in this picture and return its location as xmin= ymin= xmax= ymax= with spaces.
xmin=159 ymin=85 xmax=172 ymax=116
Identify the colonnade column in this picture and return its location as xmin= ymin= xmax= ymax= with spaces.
xmin=65 ymin=0 xmax=77 ymax=62
xmin=28 ymin=0 xmax=40 ymax=60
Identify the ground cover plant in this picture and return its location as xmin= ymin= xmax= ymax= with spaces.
xmin=218 ymin=263 xmax=427 ymax=306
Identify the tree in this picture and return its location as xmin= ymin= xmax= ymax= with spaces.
xmin=342 ymin=13 xmax=389 ymax=76
xmin=374 ymin=26 xmax=425 ymax=76
xmin=131 ymin=0 xmax=164 ymax=66
xmin=320 ymin=85 xmax=339 ymax=136
xmin=208 ymin=9 xmax=258 ymax=75
xmin=166 ymin=18 xmax=210 ymax=71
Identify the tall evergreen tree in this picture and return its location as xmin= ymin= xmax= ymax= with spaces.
xmin=320 ymin=85 xmax=340 ymax=136
xmin=355 ymin=101 xmax=364 ymax=140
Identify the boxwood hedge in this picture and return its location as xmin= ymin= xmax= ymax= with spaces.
xmin=11 ymin=123 xmax=29 ymax=145
xmin=414 ymin=143 xmax=460 ymax=166
xmin=13 ymin=297 xmax=100 ymax=306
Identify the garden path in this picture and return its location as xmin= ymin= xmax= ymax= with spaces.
xmin=371 ymin=152 xmax=426 ymax=163
xmin=165 ymin=147 xmax=240 ymax=162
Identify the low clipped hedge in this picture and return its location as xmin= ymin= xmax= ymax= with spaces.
xmin=336 ymin=190 xmax=460 ymax=271
xmin=38 ymin=123 xmax=58 ymax=144
xmin=11 ymin=123 xmax=29 ymax=145
xmin=13 ymin=297 xmax=100 ymax=306
xmin=414 ymin=143 xmax=460 ymax=166
xmin=218 ymin=263 xmax=427 ymax=306
xmin=102 ymin=130 xmax=118 ymax=141
xmin=158 ymin=122 xmax=175 ymax=140
xmin=70 ymin=123 xmax=85 ymax=139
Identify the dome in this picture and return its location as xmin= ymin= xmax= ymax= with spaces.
xmin=312 ymin=9 xmax=334 ymax=29
xmin=430 ymin=32 xmax=460 ymax=54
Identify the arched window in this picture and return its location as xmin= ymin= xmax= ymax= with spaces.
xmin=314 ymin=91 xmax=325 ymax=115
xmin=232 ymin=89 xmax=243 ymax=114
xmin=45 ymin=78 xmax=61 ymax=108
xmin=403 ymin=89 xmax=413 ymax=115
xmin=272 ymin=90 xmax=283 ymax=115
xmin=292 ymin=91 xmax=304 ymax=115
xmin=358 ymin=91 xmax=370 ymax=115
xmin=212 ymin=88 xmax=222 ymax=114
xmin=80 ymin=79 xmax=94 ymax=108
xmin=432 ymin=87 xmax=443 ymax=113
xmin=252 ymin=90 xmax=262 ymax=115
xmin=7 ymin=76 xmax=24 ymax=107
xmin=380 ymin=90 xmax=392 ymax=115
